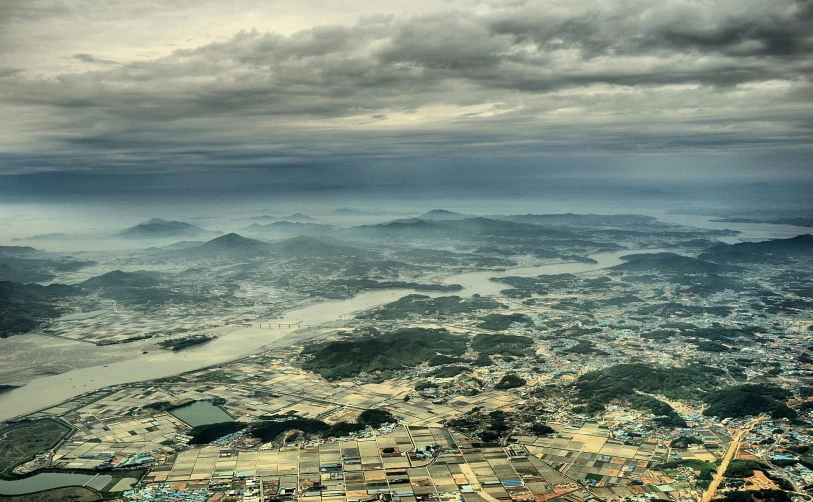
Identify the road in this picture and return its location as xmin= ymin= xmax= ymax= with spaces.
xmin=701 ymin=416 xmax=765 ymax=502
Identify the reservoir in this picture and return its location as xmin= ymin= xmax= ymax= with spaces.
xmin=0 ymin=473 xmax=112 ymax=495
xmin=168 ymin=401 xmax=233 ymax=427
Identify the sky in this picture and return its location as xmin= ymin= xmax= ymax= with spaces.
xmin=1 ymin=0 xmax=812 ymax=201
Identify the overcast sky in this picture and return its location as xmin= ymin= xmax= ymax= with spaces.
xmin=1 ymin=0 xmax=812 ymax=196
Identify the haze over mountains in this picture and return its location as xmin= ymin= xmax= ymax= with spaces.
xmin=117 ymin=218 xmax=209 ymax=239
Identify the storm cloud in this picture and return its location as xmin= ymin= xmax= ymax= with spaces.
xmin=0 ymin=0 xmax=811 ymax=185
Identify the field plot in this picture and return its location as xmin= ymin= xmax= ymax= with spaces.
xmin=521 ymin=423 xmax=674 ymax=488
xmin=0 ymin=418 xmax=72 ymax=476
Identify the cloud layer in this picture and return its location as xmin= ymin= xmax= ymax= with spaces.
xmin=1 ymin=0 xmax=811 ymax=182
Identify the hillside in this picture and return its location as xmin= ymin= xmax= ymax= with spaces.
xmin=0 ymin=263 xmax=55 ymax=283
xmin=419 ymin=209 xmax=471 ymax=220
xmin=500 ymin=213 xmax=659 ymax=227
xmin=612 ymin=252 xmax=730 ymax=275
xmin=188 ymin=233 xmax=271 ymax=258
xmin=243 ymin=221 xmax=332 ymax=235
xmin=118 ymin=218 xmax=206 ymax=238
xmin=0 ymin=281 xmax=79 ymax=336
xmin=278 ymin=213 xmax=315 ymax=222
xmin=700 ymin=234 xmax=813 ymax=263
xmin=273 ymin=235 xmax=371 ymax=260
xmin=81 ymin=270 xmax=162 ymax=289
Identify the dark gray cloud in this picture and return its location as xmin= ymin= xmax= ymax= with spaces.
xmin=0 ymin=0 xmax=811 ymax=185
xmin=71 ymin=53 xmax=120 ymax=65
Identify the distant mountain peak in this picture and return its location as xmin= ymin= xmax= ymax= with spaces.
xmin=420 ymin=209 xmax=470 ymax=220
xmin=118 ymin=218 xmax=205 ymax=238
xmin=81 ymin=270 xmax=161 ymax=288
xmin=279 ymin=213 xmax=316 ymax=222
xmin=203 ymin=232 xmax=264 ymax=248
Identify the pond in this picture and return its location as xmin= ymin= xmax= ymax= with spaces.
xmin=168 ymin=401 xmax=233 ymax=427
xmin=0 ymin=473 xmax=112 ymax=495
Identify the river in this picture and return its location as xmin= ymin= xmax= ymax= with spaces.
xmin=0 ymin=247 xmax=672 ymax=420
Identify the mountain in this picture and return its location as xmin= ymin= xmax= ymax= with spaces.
xmin=330 ymin=208 xmax=408 ymax=216
xmin=499 ymin=213 xmax=659 ymax=227
xmin=273 ymin=235 xmax=371 ymax=260
xmin=700 ymin=234 xmax=813 ymax=263
xmin=11 ymin=233 xmax=68 ymax=241
xmin=710 ymin=217 xmax=813 ymax=228
xmin=0 ymin=246 xmax=37 ymax=256
xmin=1 ymin=280 xmax=79 ymax=336
xmin=0 ymin=280 xmax=77 ymax=300
xmin=0 ymin=263 xmax=55 ymax=283
xmin=612 ymin=253 xmax=730 ymax=275
xmin=420 ymin=209 xmax=471 ymax=220
xmin=330 ymin=208 xmax=373 ymax=216
xmin=160 ymin=240 xmax=205 ymax=250
xmin=349 ymin=216 xmax=574 ymax=241
xmin=202 ymin=232 xmax=266 ymax=250
xmin=118 ymin=218 xmax=206 ymax=238
xmin=245 ymin=214 xmax=276 ymax=221
xmin=242 ymin=221 xmax=332 ymax=236
xmin=349 ymin=219 xmax=452 ymax=239
xmin=81 ymin=270 xmax=162 ymax=289
xmin=278 ymin=213 xmax=315 ymax=222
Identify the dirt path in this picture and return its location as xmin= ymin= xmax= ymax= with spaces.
xmin=701 ymin=416 xmax=765 ymax=502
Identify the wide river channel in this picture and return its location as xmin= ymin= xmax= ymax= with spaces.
xmin=0 ymin=247 xmax=675 ymax=420
xmin=4 ymin=212 xmax=812 ymax=422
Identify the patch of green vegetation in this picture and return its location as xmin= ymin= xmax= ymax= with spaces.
xmin=415 ymin=381 xmax=439 ymax=391
xmin=142 ymin=401 xmax=190 ymax=412
xmin=531 ymin=423 xmax=554 ymax=435
xmin=156 ymin=334 xmax=214 ymax=351
xmin=190 ymin=409 xmax=397 ymax=445
xmin=638 ymin=303 xmax=732 ymax=318
xmin=560 ymin=340 xmax=608 ymax=356
xmin=718 ymin=490 xmax=791 ymax=502
xmin=477 ymin=313 xmax=532 ymax=331
xmin=0 ymin=419 xmax=72 ymax=476
xmin=727 ymin=366 xmax=747 ymax=380
xmin=574 ymin=363 xmax=720 ymax=417
xmin=472 ymin=353 xmax=494 ymax=367
xmin=694 ymin=341 xmax=735 ymax=352
xmin=552 ymin=327 xmax=603 ymax=337
xmin=428 ymin=366 xmax=468 ymax=378
xmin=602 ymin=295 xmax=644 ymax=306
xmin=322 ymin=279 xmax=463 ymax=298
xmin=302 ymin=327 xmax=467 ymax=379
xmin=724 ymin=460 xmax=766 ymax=478
xmin=358 ymin=409 xmax=397 ymax=428
xmin=703 ymin=385 xmax=795 ymax=420
xmin=670 ymin=436 xmax=703 ymax=448
xmin=494 ymin=374 xmax=526 ymax=390
xmin=187 ymin=422 xmax=247 ymax=445
xmin=0 ymin=281 xmax=79 ymax=336
xmin=640 ymin=330 xmax=675 ymax=340
xmin=656 ymin=459 xmax=717 ymax=482
xmin=471 ymin=333 xmax=534 ymax=357
xmin=192 ymin=370 xmax=240 ymax=383
xmin=629 ymin=395 xmax=686 ymax=427
xmin=357 ymin=294 xmax=505 ymax=321
xmin=428 ymin=355 xmax=464 ymax=366
xmin=0 ymin=486 xmax=102 ymax=501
